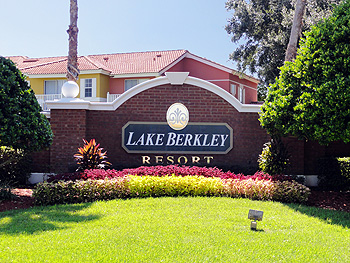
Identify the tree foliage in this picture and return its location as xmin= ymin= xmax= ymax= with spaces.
xmin=259 ymin=0 xmax=350 ymax=145
xmin=0 ymin=57 xmax=53 ymax=152
xmin=225 ymin=0 xmax=341 ymax=87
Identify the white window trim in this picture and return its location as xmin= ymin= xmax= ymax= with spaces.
xmin=80 ymin=78 xmax=96 ymax=99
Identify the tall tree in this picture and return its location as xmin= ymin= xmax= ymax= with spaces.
xmin=67 ymin=0 xmax=79 ymax=81
xmin=259 ymin=0 xmax=350 ymax=145
xmin=225 ymin=0 xmax=341 ymax=88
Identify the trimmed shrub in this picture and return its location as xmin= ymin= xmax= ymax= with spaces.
xmin=272 ymin=180 xmax=310 ymax=203
xmin=128 ymin=175 xmax=224 ymax=198
xmin=318 ymin=157 xmax=350 ymax=190
xmin=33 ymin=177 xmax=130 ymax=206
xmin=34 ymin=175 xmax=310 ymax=206
xmin=0 ymin=146 xmax=32 ymax=186
xmin=337 ymin=157 xmax=350 ymax=190
xmin=223 ymin=178 xmax=275 ymax=200
xmin=0 ymin=181 xmax=15 ymax=201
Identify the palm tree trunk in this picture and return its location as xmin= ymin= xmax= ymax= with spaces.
xmin=285 ymin=0 xmax=306 ymax=62
xmin=67 ymin=0 xmax=79 ymax=81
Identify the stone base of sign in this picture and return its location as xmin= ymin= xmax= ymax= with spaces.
xmin=304 ymin=175 xmax=319 ymax=187
xmin=28 ymin=173 xmax=50 ymax=184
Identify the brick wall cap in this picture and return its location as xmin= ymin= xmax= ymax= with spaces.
xmin=46 ymin=98 xmax=90 ymax=110
xmin=45 ymin=75 xmax=262 ymax=113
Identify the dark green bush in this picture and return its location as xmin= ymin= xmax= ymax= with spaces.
xmin=0 ymin=181 xmax=15 ymax=201
xmin=259 ymin=1 xmax=350 ymax=145
xmin=272 ymin=180 xmax=310 ymax=204
xmin=258 ymin=137 xmax=290 ymax=175
xmin=338 ymin=157 xmax=350 ymax=188
xmin=318 ymin=157 xmax=350 ymax=190
xmin=0 ymin=56 xmax=53 ymax=153
xmin=0 ymin=146 xmax=32 ymax=186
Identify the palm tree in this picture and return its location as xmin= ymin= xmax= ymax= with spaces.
xmin=66 ymin=0 xmax=79 ymax=81
xmin=285 ymin=0 xmax=306 ymax=62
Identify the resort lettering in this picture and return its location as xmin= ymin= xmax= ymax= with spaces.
xmin=122 ymin=122 xmax=233 ymax=154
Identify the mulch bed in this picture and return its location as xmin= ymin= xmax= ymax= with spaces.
xmin=0 ymin=188 xmax=35 ymax=212
xmin=307 ymin=190 xmax=350 ymax=212
xmin=1 ymin=188 xmax=349 ymax=213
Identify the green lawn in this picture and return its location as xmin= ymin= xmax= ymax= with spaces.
xmin=0 ymin=197 xmax=349 ymax=262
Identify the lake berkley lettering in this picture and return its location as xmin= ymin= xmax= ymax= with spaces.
xmin=126 ymin=132 xmax=229 ymax=147
xmin=122 ymin=122 xmax=233 ymax=154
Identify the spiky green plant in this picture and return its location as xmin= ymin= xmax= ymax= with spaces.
xmin=74 ymin=139 xmax=111 ymax=171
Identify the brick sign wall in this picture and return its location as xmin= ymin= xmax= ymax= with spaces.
xmin=42 ymin=76 xmax=350 ymax=175
xmin=47 ymin=84 xmax=270 ymax=173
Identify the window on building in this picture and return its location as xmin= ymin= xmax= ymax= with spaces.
xmin=230 ymin=83 xmax=236 ymax=96
xmin=44 ymin=80 xmax=65 ymax=94
xmin=80 ymin=78 xmax=96 ymax=99
xmin=84 ymin=78 xmax=93 ymax=97
xmin=125 ymin=79 xmax=149 ymax=91
xmin=239 ymin=85 xmax=245 ymax=104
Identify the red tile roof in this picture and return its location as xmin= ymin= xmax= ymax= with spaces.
xmin=88 ymin=50 xmax=187 ymax=75
xmin=8 ymin=50 xmax=188 ymax=76
xmin=19 ymin=56 xmax=106 ymax=75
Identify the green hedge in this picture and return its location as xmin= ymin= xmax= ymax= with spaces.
xmin=33 ymin=175 xmax=310 ymax=206
xmin=33 ymin=178 xmax=130 ymax=206
xmin=128 ymin=175 xmax=224 ymax=198
xmin=337 ymin=157 xmax=350 ymax=189
xmin=318 ymin=157 xmax=350 ymax=190
xmin=0 ymin=182 xmax=14 ymax=201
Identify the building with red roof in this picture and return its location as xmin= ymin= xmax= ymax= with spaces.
xmin=8 ymin=50 xmax=259 ymax=114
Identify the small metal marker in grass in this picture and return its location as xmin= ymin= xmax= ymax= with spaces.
xmin=248 ymin=209 xmax=263 ymax=230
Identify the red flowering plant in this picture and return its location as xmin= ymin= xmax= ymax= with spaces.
xmin=48 ymin=165 xmax=297 ymax=183
xmin=74 ymin=139 xmax=111 ymax=172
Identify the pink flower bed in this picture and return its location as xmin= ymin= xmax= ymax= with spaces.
xmin=48 ymin=165 xmax=293 ymax=182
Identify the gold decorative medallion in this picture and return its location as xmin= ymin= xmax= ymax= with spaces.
xmin=166 ymin=103 xmax=189 ymax=130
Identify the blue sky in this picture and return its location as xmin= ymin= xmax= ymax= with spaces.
xmin=1 ymin=0 xmax=238 ymax=69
